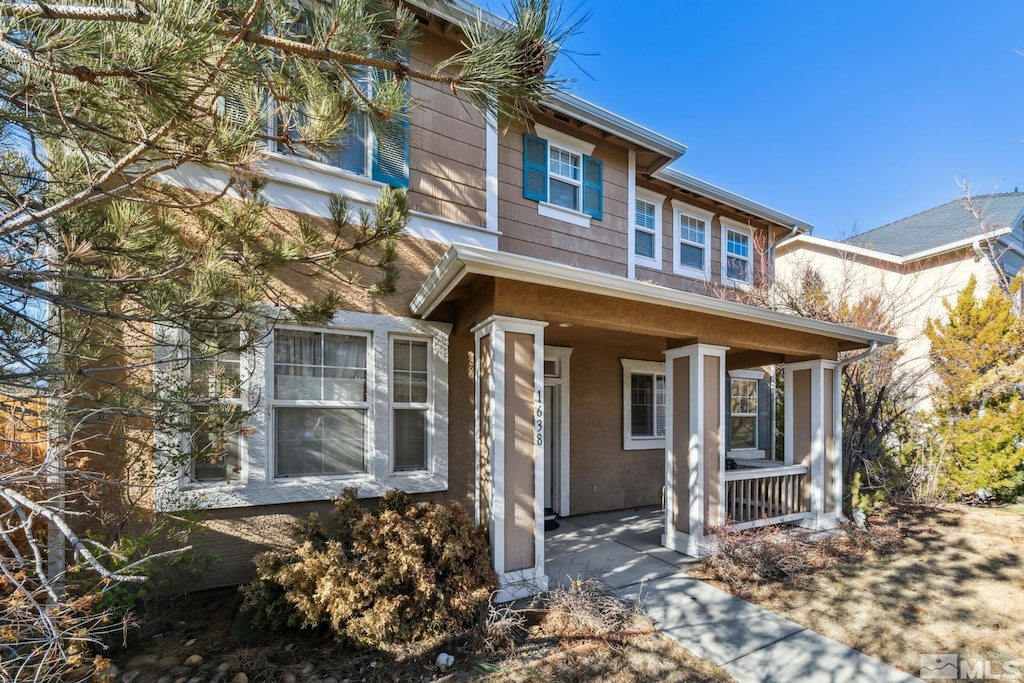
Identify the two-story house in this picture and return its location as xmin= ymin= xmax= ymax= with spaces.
xmin=158 ymin=0 xmax=893 ymax=599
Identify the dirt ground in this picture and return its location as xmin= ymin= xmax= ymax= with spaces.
xmin=100 ymin=587 xmax=733 ymax=683
xmin=694 ymin=503 xmax=1024 ymax=675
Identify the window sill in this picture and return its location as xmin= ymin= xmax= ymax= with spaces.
xmin=624 ymin=438 xmax=666 ymax=451
xmin=634 ymin=256 xmax=661 ymax=272
xmin=260 ymin=152 xmax=387 ymax=204
xmin=673 ymin=266 xmax=710 ymax=281
xmin=539 ymin=201 xmax=592 ymax=228
xmin=722 ymin=276 xmax=753 ymax=291
xmin=156 ymin=472 xmax=448 ymax=511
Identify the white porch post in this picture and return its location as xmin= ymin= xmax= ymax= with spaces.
xmin=473 ymin=315 xmax=548 ymax=602
xmin=784 ymin=359 xmax=841 ymax=531
xmin=662 ymin=344 xmax=727 ymax=557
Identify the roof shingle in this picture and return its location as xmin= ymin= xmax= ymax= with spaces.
xmin=843 ymin=192 xmax=1024 ymax=257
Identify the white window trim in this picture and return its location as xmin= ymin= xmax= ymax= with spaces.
xmin=154 ymin=311 xmax=452 ymax=511
xmin=159 ymin=326 xmax=252 ymax=493
xmin=621 ymin=359 xmax=667 ymax=451
xmin=721 ymin=217 xmax=754 ymax=290
xmin=631 ymin=189 xmax=665 ymax=272
xmin=727 ymin=369 xmax=767 ymax=458
xmin=535 ymin=124 xmax=596 ymax=156
xmin=533 ymin=124 xmax=594 ymax=228
xmin=671 ymin=200 xmax=714 ymax=281
xmin=389 ymin=334 xmax=434 ymax=476
xmin=269 ymin=326 xmax=373 ymax=481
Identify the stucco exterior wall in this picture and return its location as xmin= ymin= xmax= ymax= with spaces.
xmin=542 ymin=327 xmax=668 ymax=515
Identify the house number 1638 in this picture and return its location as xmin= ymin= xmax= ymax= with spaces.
xmin=535 ymin=390 xmax=544 ymax=446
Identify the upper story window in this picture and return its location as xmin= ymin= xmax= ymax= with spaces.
xmin=523 ymin=124 xmax=603 ymax=228
xmin=622 ymin=359 xmax=666 ymax=450
xmin=226 ymin=60 xmax=409 ymax=188
xmin=631 ymin=190 xmax=665 ymax=273
xmin=671 ymin=200 xmax=714 ymax=280
xmin=721 ymin=219 xmax=753 ymax=287
xmin=635 ymin=199 xmax=657 ymax=257
xmin=549 ymin=145 xmax=582 ymax=211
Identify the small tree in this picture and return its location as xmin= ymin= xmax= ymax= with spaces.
xmin=924 ymin=275 xmax=1024 ymax=498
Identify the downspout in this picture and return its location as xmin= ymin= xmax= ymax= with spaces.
xmin=833 ymin=340 xmax=878 ymax=521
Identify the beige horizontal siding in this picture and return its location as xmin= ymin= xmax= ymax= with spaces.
xmin=407 ymin=41 xmax=486 ymax=227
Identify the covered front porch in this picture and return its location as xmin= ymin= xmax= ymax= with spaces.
xmin=412 ymin=245 xmax=893 ymax=601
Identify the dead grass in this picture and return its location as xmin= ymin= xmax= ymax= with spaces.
xmin=104 ymin=576 xmax=735 ymax=683
xmin=692 ymin=503 xmax=1024 ymax=674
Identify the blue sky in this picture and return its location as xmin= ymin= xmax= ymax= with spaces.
xmin=484 ymin=1 xmax=1024 ymax=240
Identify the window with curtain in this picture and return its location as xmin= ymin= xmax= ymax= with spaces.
xmin=391 ymin=337 xmax=430 ymax=472
xmin=273 ymin=329 xmax=368 ymax=477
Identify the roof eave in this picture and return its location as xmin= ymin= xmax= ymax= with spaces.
xmin=655 ymin=167 xmax=814 ymax=232
xmin=411 ymin=245 xmax=896 ymax=348
xmin=544 ymin=91 xmax=688 ymax=166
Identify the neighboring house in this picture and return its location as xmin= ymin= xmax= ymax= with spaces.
xmin=156 ymin=0 xmax=893 ymax=600
xmin=775 ymin=193 xmax=1024 ymax=406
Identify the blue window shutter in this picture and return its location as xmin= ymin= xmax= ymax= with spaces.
xmin=522 ymin=133 xmax=548 ymax=202
xmin=371 ymin=61 xmax=410 ymax=188
xmin=582 ymin=154 xmax=603 ymax=219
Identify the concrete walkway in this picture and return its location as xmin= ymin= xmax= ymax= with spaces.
xmin=545 ymin=507 xmax=920 ymax=683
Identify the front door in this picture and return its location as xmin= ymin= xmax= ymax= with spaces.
xmin=544 ymin=384 xmax=558 ymax=511
xmin=543 ymin=346 xmax=572 ymax=516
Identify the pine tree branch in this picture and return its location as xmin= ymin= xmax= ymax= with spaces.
xmin=1 ymin=2 xmax=457 ymax=84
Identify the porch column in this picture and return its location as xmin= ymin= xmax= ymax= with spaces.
xmin=784 ymin=359 xmax=841 ymax=531
xmin=662 ymin=344 xmax=727 ymax=557
xmin=473 ymin=315 xmax=548 ymax=602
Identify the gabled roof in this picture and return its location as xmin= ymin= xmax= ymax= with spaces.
xmin=844 ymin=193 xmax=1024 ymax=257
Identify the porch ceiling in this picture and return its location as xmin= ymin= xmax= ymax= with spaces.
xmin=410 ymin=245 xmax=896 ymax=356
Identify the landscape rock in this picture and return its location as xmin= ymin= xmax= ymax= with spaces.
xmin=232 ymin=673 xmax=249 ymax=683
xmin=156 ymin=655 xmax=179 ymax=669
xmin=301 ymin=662 xmax=316 ymax=676
xmin=184 ymin=654 xmax=204 ymax=667
xmin=435 ymin=653 xmax=455 ymax=672
xmin=125 ymin=655 xmax=159 ymax=671
xmin=280 ymin=672 xmax=297 ymax=683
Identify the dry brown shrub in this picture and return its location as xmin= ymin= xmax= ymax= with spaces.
xmin=240 ymin=488 xmax=496 ymax=649
xmin=540 ymin=577 xmax=642 ymax=639
xmin=479 ymin=601 xmax=528 ymax=654
xmin=701 ymin=525 xmax=835 ymax=591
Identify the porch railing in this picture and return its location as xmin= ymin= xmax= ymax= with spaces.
xmin=723 ymin=464 xmax=810 ymax=530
